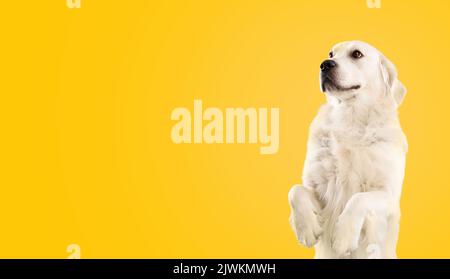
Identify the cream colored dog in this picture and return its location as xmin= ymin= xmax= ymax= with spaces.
xmin=288 ymin=41 xmax=407 ymax=259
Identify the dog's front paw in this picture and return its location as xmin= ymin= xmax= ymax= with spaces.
xmin=331 ymin=216 xmax=360 ymax=257
xmin=366 ymin=243 xmax=382 ymax=259
xmin=289 ymin=209 xmax=323 ymax=248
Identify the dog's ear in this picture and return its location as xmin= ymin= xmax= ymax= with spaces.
xmin=379 ymin=54 xmax=407 ymax=107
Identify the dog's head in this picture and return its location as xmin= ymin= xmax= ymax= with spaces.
xmin=320 ymin=41 xmax=406 ymax=107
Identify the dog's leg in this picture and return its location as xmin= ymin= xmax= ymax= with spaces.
xmin=288 ymin=184 xmax=323 ymax=247
xmin=331 ymin=191 xmax=397 ymax=257
xmin=385 ymin=205 xmax=400 ymax=259
xmin=365 ymin=205 xmax=400 ymax=259
xmin=363 ymin=212 xmax=386 ymax=259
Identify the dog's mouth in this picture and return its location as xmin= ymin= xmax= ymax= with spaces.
xmin=321 ymin=76 xmax=361 ymax=93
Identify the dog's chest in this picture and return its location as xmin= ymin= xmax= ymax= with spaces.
xmin=309 ymin=127 xmax=383 ymax=205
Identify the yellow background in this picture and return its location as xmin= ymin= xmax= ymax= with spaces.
xmin=1 ymin=0 xmax=449 ymax=258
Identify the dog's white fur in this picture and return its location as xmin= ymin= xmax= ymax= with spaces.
xmin=288 ymin=41 xmax=407 ymax=259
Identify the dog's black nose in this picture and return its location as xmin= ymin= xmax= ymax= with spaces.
xmin=320 ymin=60 xmax=337 ymax=72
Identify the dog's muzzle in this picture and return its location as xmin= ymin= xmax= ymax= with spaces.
xmin=320 ymin=59 xmax=337 ymax=72
xmin=320 ymin=59 xmax=337 ymax=92
xmin=320 ymin=60 xmax=361 ymax=92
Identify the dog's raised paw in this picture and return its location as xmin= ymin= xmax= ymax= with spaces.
xmin=331 ymin=217 xmax=360 ymax=256
xmin=289 ymin=210 xmax=323 ymax=248
xmin=366 ymin=243 xmax=382 ymax=259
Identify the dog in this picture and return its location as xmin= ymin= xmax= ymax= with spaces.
xmin=288 ymin=41 xmax=407 ymax=259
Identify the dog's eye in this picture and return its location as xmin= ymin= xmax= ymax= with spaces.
xmin=351 ymin=50 xmax=364 ymax=59
xmin=329 ymin=52 xmax=333 ymax=58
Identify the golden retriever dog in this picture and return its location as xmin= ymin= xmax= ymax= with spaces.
xmin=289 ymin=41 xmax=407 ymax=259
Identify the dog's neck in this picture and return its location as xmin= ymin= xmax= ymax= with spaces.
xmin=326 ymin=92 xmax=399 ymax=130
